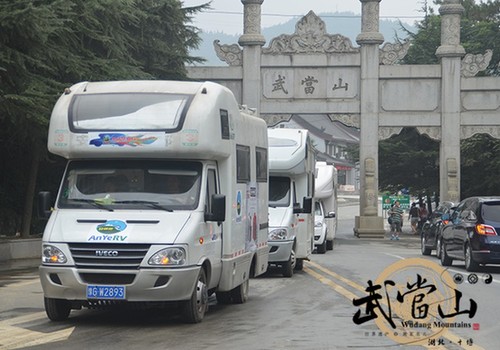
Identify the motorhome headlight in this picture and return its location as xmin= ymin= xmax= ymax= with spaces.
xmin=149 ymin=247 xmax=186 ymax=266
xmin=42 ymin=244 xmax=67 ymax=264
xmin=268 ymin=228 xmax=288 ymax=240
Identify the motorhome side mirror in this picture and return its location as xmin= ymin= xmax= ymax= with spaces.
xmin=302 ymin=197 xmax=313 ymax=214
xmin=205 ymin=194 xmax=226 ymax=223
xmin=325 ymin=211 xmax=335 ymax=219
xmin=38 ymin=191 xmax=53 ymax=219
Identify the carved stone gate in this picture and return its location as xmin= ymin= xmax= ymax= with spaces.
xmin=187 ymin=0 xmax=500 ymax=237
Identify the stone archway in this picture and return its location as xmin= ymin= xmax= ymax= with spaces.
xmin=187 ymin=0 xmax=500 ymax=237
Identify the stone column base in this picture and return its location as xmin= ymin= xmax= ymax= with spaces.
xmin=354 ymin=216 xmax=386 ymax=238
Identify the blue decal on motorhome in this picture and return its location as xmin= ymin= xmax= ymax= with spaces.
xmin=90 ymin=133 xmax=158 ymax=147
xmin=96 ymin=220 xmax=127 ymax=234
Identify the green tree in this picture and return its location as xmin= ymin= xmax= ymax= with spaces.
xmin=0 ymin=0 xmax=207 ymax=237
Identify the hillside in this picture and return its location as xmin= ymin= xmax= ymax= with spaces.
xmin=189 ymin=11 xmax=416 ymax=66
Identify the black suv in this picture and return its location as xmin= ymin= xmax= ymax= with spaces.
xmin=440 ymin=196 xmax=500 ymax=271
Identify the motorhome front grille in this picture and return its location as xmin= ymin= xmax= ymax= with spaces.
xmin=68 ymin=243 xmax=151 ymax=269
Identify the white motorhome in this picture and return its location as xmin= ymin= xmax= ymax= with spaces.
xmin=38 ymin=80 xmax=269 ymax=323
xmin=314 ymin=162 xmax=338 ymax=253
xmin=267 ymin=128 xmax=315 ymax=277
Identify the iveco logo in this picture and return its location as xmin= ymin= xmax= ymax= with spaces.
xmin=95 ymin=250 xmax=119 ymax=257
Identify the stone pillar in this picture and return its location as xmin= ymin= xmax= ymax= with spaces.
xmin=436 ymin=0 xmax=465 ymax=204
xmin=354 ymin=0 xmax=385 ymax=238
xmin=239 ymin=0 xmax=266 ymax=111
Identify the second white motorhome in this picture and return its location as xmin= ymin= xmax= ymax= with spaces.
xmin=38 ymin=80 xmax=269 ymax=323
xmin=314 ymin=162 xmax=338 ymax=253
xmin=267 ymin=128 xmax=315 ymax=277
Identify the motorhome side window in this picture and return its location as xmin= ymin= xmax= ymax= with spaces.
xmin=269 ymin=177 xmax=290 ymax=207
xmin=58 ymin=160 xmax=202 ymax=210
xmin=236 ymin=145 xmax=250 ymax=183
xmin=256 ymin=147 xmax=268 ymax=182
xmin=206 ymin=169 xmax=217 ymax=213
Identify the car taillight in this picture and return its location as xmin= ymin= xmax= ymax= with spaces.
xmin=475 ymin=224 xmax=497 ymax=236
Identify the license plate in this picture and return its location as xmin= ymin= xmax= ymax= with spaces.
xmin=87 ymin=285 xmax=126 ymax=300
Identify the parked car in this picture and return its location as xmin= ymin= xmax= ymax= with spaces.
xmin=440 ymin=196 xmax=500 ymax=271
xmin=421 ymin=201 xmax=456 ymax=258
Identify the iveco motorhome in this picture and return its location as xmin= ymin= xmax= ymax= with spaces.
xmin=314 ymin=162 xmax=338 ymax=253
xmin=267 ymin=128 xmax=314 ymax=277
xmin=38 ymin=80 xmax=269 ymax=323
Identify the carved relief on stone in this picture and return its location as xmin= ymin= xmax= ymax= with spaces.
xmin=327 ymin=114 xmax=360 ymax=129
xmin=378 ymin=126 xmax=403 ymax=140
xmin=416 ymin=126 xmax=441 ymax=141
xmin=262 ymin=11 xmax=358 ymax=55
xmin=379 ymin=39 xmax=410 ymax=65
xmin=361 ymin=1 xmax=380 ymax=33
xmin=213 ymin=40 xmax=243 ymax=66
xmin=461 ymin=50 xmax=493 ymax=77
xmin=446 ymin=158 xmax=460 ymax=203
xmin=260 ymin=114 xmax=293 ymax=127
xmin=243 ymin=3 xmax=261 ymax=34
xmin=461 ymin=125 xmax=500 ymax=140
xmin=440 ymin=15 xmax=461 ymax=46
xmin=363 ymin=157 xmax=377 ymax=216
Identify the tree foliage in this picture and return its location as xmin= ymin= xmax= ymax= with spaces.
xmin=0 ymin=0 xmax=207 ymax=236
xmin=379 ymin=0 xmax=500 ymax=199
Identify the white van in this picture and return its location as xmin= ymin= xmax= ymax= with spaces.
xmin=267 ymin=128 xmax=315 ymax=277
xmin=314 ymin=162 xmax=338 ymax=253
xmin=38 ymin=80 xmax=269 ymax=323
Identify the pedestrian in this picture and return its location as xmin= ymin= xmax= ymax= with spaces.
xmin=418 ymin=203 xmax=428 ymax=232
xmin=388 ymin=200 xmax=404 ymax=240
xmin=408 ymin=202 xmax=419 ymax=234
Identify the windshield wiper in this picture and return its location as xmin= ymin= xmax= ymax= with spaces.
xmin=69 ymin=198 xmax=114 ymax=212
xmin=114 ymin=200 xmax=173 ymax=212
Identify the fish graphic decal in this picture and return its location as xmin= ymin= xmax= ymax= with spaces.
xmin=90 ymin=133 xmax=158 ymax=147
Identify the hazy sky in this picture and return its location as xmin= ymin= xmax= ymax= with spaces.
xmin=182 ymin=0 xmax=445 ymax=34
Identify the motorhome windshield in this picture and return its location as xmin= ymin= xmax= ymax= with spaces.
xmin=58 ymin=160 xmax=202 ymax=211
xmin=69 ymin=93 xmax=191 ymax=131
xmin=269 ymin=176 xmax=291 ymax=207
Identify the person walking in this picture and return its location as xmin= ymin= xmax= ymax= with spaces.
xmin=388 ymin=200 xmax=404 ymax=240
xmin=408 ymin=202 xmax=419 ymax=234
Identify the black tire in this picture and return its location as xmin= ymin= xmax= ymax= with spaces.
xmin=326 ymin=239 xmax=333 ymax=251
xmin=230 ymin=278 xmax=249 ymax=304
xmin=436 ymin=236 xmax=442 ymax=259
xmin=282 ymin=249 xmax=295 ymax=278
xmin=216 ymin=291 xmax=232 ymax=304
xmin=44 ymin=297 xmax=71 ymax=321
xmin=294 ymin=258 xmax=304 ymax=271
xmin=316 ymin=238 xmax=327 ymax=254
xmin=440 ymin=242 xmax=453 ymax=266
xmin=182 ymin=268 xmax=208 ymax=323
xmin=421 ymin=235 xmax=431 ymax=256
xmin=465 ymin=244 xmax=480 ymax=272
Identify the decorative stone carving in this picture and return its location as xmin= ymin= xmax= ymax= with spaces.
xmin=262 ymin=11 xmax=358 ymax=55
xmin=378 ymin=126 xmax=403 ymax=140
xmin=461 ymin=50 xmax=493 ymax=77
xmin=446 ymin=158 xmax=460 ymax=203
xmin=364 ymin=158 xmax=377 ymax=216
xmin=379 ymin=39 xmax=410 ymax=65
xmin=327 ymin=114 xmax=360 ymax=129
xmin=416 ymin=126 xmax=441 ymax=141
xmin=461 ymin=125 xmax=500 ymax=140
xmin=213 ymin=40 xmax=243 ymax=66
xmin=260 ymin=114 xmax=293 ymax=127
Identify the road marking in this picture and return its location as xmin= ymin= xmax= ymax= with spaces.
xmin=304 ymin=260 xmax=485 ymax=350
xmin=0 ymin=312 xmax=75 ymax=350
